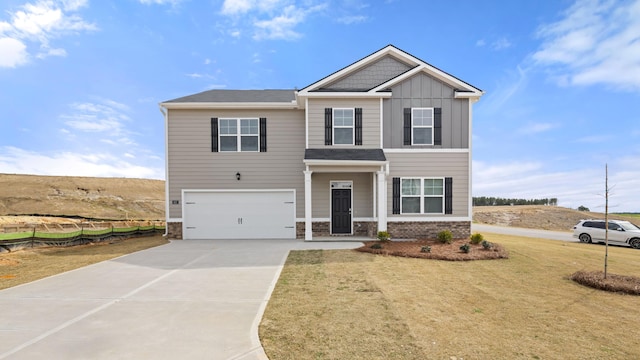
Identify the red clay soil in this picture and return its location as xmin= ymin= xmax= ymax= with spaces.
xmin=356 ymin=239 xmax=509 ymax=261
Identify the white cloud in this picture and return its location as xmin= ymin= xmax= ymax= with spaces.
xmin=138 ymin=0 xmax=184 ymax=5
xmin=219 ymin=1 xmax=326 ymax=41
xmin=0 ymin=37 xmax=29 ymax=67
xmin=518 ymin=122 xmax=557 ymax=135
xmin=533 ymin=0 xmax=640 ymax=91
xmin=336 ymin=15 xmax=368 ymax=24
xmin=60 ymin=99 xmax=133 ymax=140
xmin=0 ymin=146 xmax=163 ymax=179
xmin=492 ymin=37 xmax=511 ymax=50
xmin=473 ymin=159 xmax=640 ymax=212
xmin=0 ymin=0 xmax=96 ymax=68
xmin=475 ymin=39 xmax=486 ymax=47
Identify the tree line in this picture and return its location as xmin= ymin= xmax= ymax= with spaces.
xmin=473 ymin=197 xmax=558 ymax=206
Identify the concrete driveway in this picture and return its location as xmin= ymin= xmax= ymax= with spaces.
xmin=0 ymin=239 xmax=362 ymax=360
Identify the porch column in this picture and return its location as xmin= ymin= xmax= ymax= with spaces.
xmin=376 ymin=170 xmax=387 ymax=232
xmin=304 ymin=170 xmax=313 ymax=240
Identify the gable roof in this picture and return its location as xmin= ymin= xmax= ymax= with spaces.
xmin=298 ymin=44 xmax=483 ymax=98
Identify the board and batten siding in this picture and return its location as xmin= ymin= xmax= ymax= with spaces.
xmin=307 ymin=98 xmax=381 ymax=148
xmin=384 ymin=152 xmax=470 ymax=217
xmin=323 ymin=55 xmax=412 ymax=90
xmin=167 ymin=108 xmax=306 ymax=219
xmin=383 ymin=72 xmax=470 ymax=149
xmin=310 ymin=172 xmax=373 ymax=218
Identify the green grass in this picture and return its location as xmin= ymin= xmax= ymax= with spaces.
xmin=260 ymin=234 xmax=640 ymax=359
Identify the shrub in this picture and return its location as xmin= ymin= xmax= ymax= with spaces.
xmin=460 ymin=243 xmax=471 ymax=253
xmin=481 ymin=240 xmax=493 ymax=250
xmin=420 ymin=245 xmax=431 ymax=253
xmin=377 ymin=231 xmax=390 ymax=242
xmin=370 ymin=243 xmax=382 ymax=249
xmin=437 ymin=230 xmax=453 ymax=244
xmin=470 ymin=233 xmax=484 ymax=244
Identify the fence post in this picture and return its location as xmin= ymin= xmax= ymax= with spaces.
xmin=32 ymin=226 xmax=36 ymax=248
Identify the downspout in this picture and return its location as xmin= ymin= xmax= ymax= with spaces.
xmin=159 ymin=104 xmax=169 ymax=237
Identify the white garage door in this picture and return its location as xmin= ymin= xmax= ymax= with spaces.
xmin=183 ymin=190 xmax=296 ymax=240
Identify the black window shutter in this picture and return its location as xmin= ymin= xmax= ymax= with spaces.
xmin=211 ymin=118 xmax=218 ymax=152
xmin=445 ymin=177 xmax=453 ymax=214
xmin=259 ymin=117 xmax=267 ymax=152
xmin=403 ymin=108 xmax=411 ymax=145
xmin=434 ymin=108 xmax=442 ymax=146
xmin=392 ymin=177 xmax=401 ymax=214
xmin=324 ymin=108 xmax=333 ymax=145
xmin=355 ymin=108 xmax=362 ymax=145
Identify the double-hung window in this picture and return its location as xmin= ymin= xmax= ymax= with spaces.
xmin=401 ymin=177 xmax=444 ymax=214
xmin=219 ymin=118 xmax=259 ymax=152
xmin=333 ymin=108 xmax=354 ymax=145
xmin=412 ymin=108 xmax=434 ymax=145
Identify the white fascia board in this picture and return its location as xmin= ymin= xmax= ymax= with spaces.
xmin=160 ymin=101 xmax=299 ymax=110
xmin=303 ymin=159 xmax=389 ymax=167
xmin=297 ymin=92 xmax=392 ymax=98
xmin=371 ymin=65 xmax=483 ymax=96
xmin=454 ymin=91 xmax=483 ymax=99
xmin=383 ymin=148 xmax=469 ymax=153
xmin=299 ymin=45 xmax=413 ymax=93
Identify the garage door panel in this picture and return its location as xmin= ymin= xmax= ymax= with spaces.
xmin=183 ymin=190 xmax=295 ymax=240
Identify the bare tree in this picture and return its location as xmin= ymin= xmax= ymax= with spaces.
xmin=604 ymin=164 xmax=609 ymax=279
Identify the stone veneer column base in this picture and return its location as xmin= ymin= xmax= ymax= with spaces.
xmin=167 ymin=222 xmax=183 ymax=239
xmin=387 ymin=221 xmax=471 ymax=240
xmin=296 ymin=221 xmax=378 ymax=239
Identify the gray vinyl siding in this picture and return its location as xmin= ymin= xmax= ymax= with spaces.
xmin=307 ymin=98 xmax=380 ymax=148
xmin=383 ymin=73 xmax=470 ymax=149
xmin=310 ymin=173 xmax=374 ymax=218
xmin=385 ymin=152 xmax=470 ymax=217
xmin=323 ymin=55 xmax=412 ymax=90
xmin=167 ymin=108 xmax=305 ymax=219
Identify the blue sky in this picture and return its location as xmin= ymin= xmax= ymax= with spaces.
xmin=1 ymin=0 xmax=639 ymax=212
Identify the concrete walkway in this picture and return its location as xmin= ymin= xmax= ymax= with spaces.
xmin=0 ymin=239 xmax=363 ymax=360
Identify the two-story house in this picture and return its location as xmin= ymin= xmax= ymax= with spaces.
xmin=160 ymin=45 xmax=482 ymax=240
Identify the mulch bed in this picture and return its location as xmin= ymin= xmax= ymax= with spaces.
xmin=571 ymin=270 xmax=640 ymax=295
xmin=356 ymin=239 xmax=509 ymax=261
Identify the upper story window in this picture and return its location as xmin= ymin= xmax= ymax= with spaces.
xmin=333 ymin=108 xmax=354 ymax=145
xmin=324 ymin=107 xmax=362 ymax=146
xmin=219 ymin=118 xmax=259 ymax=152
xmin=400 ymin=177 xmax=444 ymax=214
xmin=403 ymin=107 xmax=441 ymax=147
xmin=412 ymin=108 xmax=434 ymax=145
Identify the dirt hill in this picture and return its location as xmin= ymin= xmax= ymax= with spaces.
xmin=0 ymin=174 xmax=164 ymax=222
xmin=473 ymin=205 xmax=640 ymax=232
xmin=1 ymin=173 xmax=637 ymax=231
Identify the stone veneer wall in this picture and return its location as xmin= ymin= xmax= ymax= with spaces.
xmin=296 ymin=221 xmax=378 ymax=239
xmin=167 ymin=222 xmax=182 ymax=239
xmin=387 ymin=221 xmax=471 ymax=240
xmin=170 ymin=220 xmax=468 ymax=240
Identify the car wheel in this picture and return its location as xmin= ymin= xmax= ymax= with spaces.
xmin=630 ymin=238 xmax=640 ymax=249
xmin=579 ymin=233 xmax=592 ymax=243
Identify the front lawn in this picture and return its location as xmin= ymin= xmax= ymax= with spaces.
xmin=260 ymin=234 xmax=640 ymax=359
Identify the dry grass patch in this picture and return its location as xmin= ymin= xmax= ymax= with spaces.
xmin=0 ymin=235 xmax=168 ymax=290
xmin=261 ymin=235 xmax=640 ymax=359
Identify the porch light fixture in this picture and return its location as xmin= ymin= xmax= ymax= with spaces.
xmin=236 ymin=172 xmax=241 ymax=181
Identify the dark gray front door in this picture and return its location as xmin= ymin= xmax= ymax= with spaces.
xmin=331 ymin=188 xmax=351 ymax=234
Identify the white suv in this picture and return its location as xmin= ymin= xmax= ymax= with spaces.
xmin=573 ymin=219 xmax=640 ymax=249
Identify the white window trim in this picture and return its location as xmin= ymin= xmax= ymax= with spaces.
xmin=219 ymin=118 xmax=259 ymax=152
xmin=411 ymin=107 xmax=434 ymax=146
xmin=400 ymin=177 xmax=445 ymax=215
xmin=332 ymin=108 xmax=355 ymax=146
